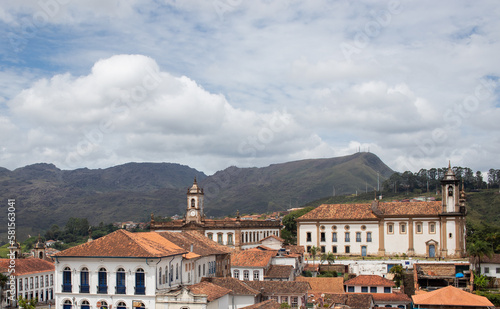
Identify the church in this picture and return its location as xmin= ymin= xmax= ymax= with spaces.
xmin=296 ymin=164 xmax=467 ymax=258
xmin=150 ymin=179 xmax=282 ymax=250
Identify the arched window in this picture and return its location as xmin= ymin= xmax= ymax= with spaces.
xmin=448 ymin=185 xmax=453 ymax=196
xmin=158 ymin=267 xmax=162 ymax=285
xmin=63 ymin=300 xmax=72 ymax=309
xmin=100 ymin=301 xmax=108 ymax=309
xmin=135 ymin=268 xmax=145 ymax=295
xmin=134 ymin=302 xmax=145 ymax=309
xmin=80 ymin=267 xmax=89 ymax=293
xmin=116 ymin=268 xmax=126 ymax=294
xmin=81 ymin=300 xmax=90 ymax=309
xmin=170 ymin=265 xmax=173 ymax=282
xmin=207 ymin=233 xmax=213 ymax=240
xmin=191 ymin=198 xmax=196 ymax=208
xmin=98 ymin=268 xmax=107 ymax=294
xmin=176 ymin=264 xmax=179 ymax=280
xmin=62 ymin=267 xmax=72 ymax=292
xmin=233 ymin=270 xmax=239 ymax=279
xmin=117 ymin=302 xmax=127 ymax=309
xmin=227 ymin=233 xmax=233 ymax=245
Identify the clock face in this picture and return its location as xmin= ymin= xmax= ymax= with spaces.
xmin=190 ymin=210 xmax=196 ymax=217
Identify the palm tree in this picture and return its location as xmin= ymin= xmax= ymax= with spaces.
xmin=0 ymin=273 xmax=9 ymax=308
xmin=468 ymin=240 xmax=494 ymax=273
xmin=321 ymin=252 xmax=336 ymax=265
xmin=310 ymin=246 xmax=319 ymax=265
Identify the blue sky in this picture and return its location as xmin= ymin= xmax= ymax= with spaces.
xmin=0 ymin=0 xmax=499 ymax=175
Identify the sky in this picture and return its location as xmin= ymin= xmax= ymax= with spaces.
xmin=0 ymin=0 xmax=499 ymax=175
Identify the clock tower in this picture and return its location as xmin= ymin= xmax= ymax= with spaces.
xmin=186 ymin=178 xmax=204 ymax=224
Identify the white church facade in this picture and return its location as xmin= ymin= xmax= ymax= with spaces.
xmin=151 ymin=179 xmax=282 ymax=249
xmin=296 ymin=165 xmax=467 ymax=258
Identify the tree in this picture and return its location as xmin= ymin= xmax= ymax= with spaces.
xmin=18 ymin=295 xmax=37 ymax=309
xmin=310 ymin=246 xmax=319 ymax=265
xmin=389 ymin=265 xmax=404 ymax=288
xmin=320 ymin=252 xmax=335 ymax=265
xmin=474 ymin=272 xmax=490 ymax=291
xmin=281 ymin=206 xmax=314 ymax=244
xmin=0 ymin=273 xmax=8 ymax=308
xmin=468 ymin=240 xmax=494 ymax=272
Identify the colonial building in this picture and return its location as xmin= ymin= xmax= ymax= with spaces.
xmin=344 ymin=275 xmax=411 ymax=308
xmin=297 ymin=164 xmax=467 ymax=258
xmin=151 ymin=179 xmax=282 ymax=249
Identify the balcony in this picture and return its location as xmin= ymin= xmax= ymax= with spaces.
xmin=62 ymin=284 xmax=72 ymax=293
xmin=116 ymin=286 xmax=126 ymax=294
xmin=97 ymin=285 xmax=108 ymax=294
xmin=135 ymin=286 xmax=145 ymax=295
xmin=79 ymin=285 xmax=89 ymax=293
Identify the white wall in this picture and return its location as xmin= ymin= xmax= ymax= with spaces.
xmin=231 ymin=267 xmax=264 ymax=281
xmin=481 ymin=263 xmax=500 ymax=278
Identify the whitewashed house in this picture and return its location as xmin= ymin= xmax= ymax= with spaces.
xmin=344 ymin=275 xmax=411 ymax=308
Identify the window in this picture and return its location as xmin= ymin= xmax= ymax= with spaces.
xmin=135 ymin=268 xmax=146 ymax=295
xmin=321 ymin=246 xmax=326 ymax=253
xmin=35 ymin=276 xmax=39 ymax=288
xmin=100 ymin=301 xmax=108 ymax=309
xmin=361 ymin=286 xmax=368 ymax=293
xmin=217 ymin=233 xmax=223 ymax=244
xmin=496 ymin=268 xmax=500 ymax=274
xmin=50 ymin=274 xmax=53 ymax=286
xmin=81 ymin=300 xmax=90 ymax=309
xmin=347 ymin=286 xmax=354 ymax=292
xmin=46 ymin=275 xmax=49 ymax=287
xmin=306 ymin=246 xmax=311 ymax=252
xmin=98 ymin=268 xmax=107 ymax=294
xmin=332 ymin=246 xmax=337 ymax=253
xmin=159 ymin=267 xmax=162 ymax=285
xmin=345 ymin=232 xmax=350 ymax=242
xmin=233 ymin=270 xmax=239 ymax=279
xmin=253 ymin=271 xmax=260 ymax=281
xmin=133 ymin=302 xmax=145 ymax=309
xmin=370 ymin=287 xmax=377 ymax=293
xmin=400 ymin=223 xmax=406 ymax=234
xmin=116 ymin=302 xmax=126 ymax=309
xmin=448 ymin=185 xmax=453 ymax=196
xmin=484 ymin=267 xmax=490 ymax=274
xmin=207 ymin=233 xmax=213 ymax=240
xmin=429 ymin=223 xmax=436 ymax=234
xmin=291 ymin=296 xmax=298 ymax=307
xmin=320 ymin=232 xmax=326 ymax=242
xmin=306 ymin=232 xmax=312 ymax=242
xmin=356 ymin=232 xmax=361 ymax=242
xmin=170 ymin=265 xmax=173 ymax=282
xmin=40 ymin=276 xmax=44 ymax=288
xmin=62 ymin=267 xmax=72 ymax=292
xmin=387 ymin=223 xmax=394 ymax=234
xmin=116 ymin=268 xmax=126 ymax=294
xmin=345 ymin=246 xmax=350 ymax=254
xmin=202 ymin=264 xmax=205 ymax=276
xmin=30 ymin=277 xmax=33 ymax=289
xmin=281 ymin=296 xmax=289 ymax=304
xmin=449 ymin=233 xmax=453 ymax=238
xmin=332 ymin=232 xmax=337 ymax=242
xmin=243 ymin=270 xmax=249 ymax=281
xmin=228 ymin=233 xmax=233 ymax=245
xmin=384 ymin=287 xmax=391 ymax=293
xmin=63 ymin=300 xmax=72 ymax=309
xmin=25 ymin=278 xmax=28 ymax=290
xmin=19 ymin=279 xmax=22 ymax=291
xmin=416 ymin=223 xmax=422 ymax=234
xmin=80 ymin=267 xmax=89 ymax=293
xmin=367 ymin=232 xmax=372 ymax=242
xmin=270 ymin=296 xmax=279 ymax=302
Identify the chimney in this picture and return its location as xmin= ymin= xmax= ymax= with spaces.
xmin=190 ymin=244 xmax=194 ymax=252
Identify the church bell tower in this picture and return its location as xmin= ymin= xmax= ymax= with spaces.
xmin=441 ymin=162 xmax=460 ymax=213
xmin=186 ymin=178 xmax=204 ymax=224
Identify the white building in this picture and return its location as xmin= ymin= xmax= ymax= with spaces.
xmin=344 ymin=275 xmax=411 ymax=308
xmin=151 ymin=179 xmax=281 ymax=250
xmin=297 ymin=165 xmax=467 ymax=258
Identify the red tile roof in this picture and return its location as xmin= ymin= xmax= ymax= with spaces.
xmin=325 ymin=293 xmax=374 ymax=309
xmin=188 ymin=281 xmax=232 ymax=302
xmin=245 ymin=281 xmax=310 ymax=294
xmin=202 ymin=277 xmax=259 ymax=295
xmin=231 ymin=249 xmax=276 ymax=268
xmin=296 ymin=277 xmax=344 ymax=294
xmin=261 ymin=235 xmax=284 ymax=242
xmin=0 ymin=258 xmax=54 ymax=276
xmin=297 ymin=201 xmax=442 ymax=221
xmin=157 ymin=231 xmax=232 ymax=256
xmin=412 ymin=286 xmax=493 ymax=307
xmin=371 ymin=292 xmax=411 ymax=303
xmin=54 ymin=229 xmax=187 ymax=257
xmin=344 ymin=275 xmax=395 ymax=287
xmin=241 ymin=300 xmax=281 ymax=309
xmin=265 ymin=265 xmax=294 ymax=279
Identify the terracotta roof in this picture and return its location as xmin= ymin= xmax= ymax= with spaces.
xmin=297 ymin=202 xmax=442 ymax=221
xmin=480 ymin=253 xmax=500 ymax=264
xmin=325 ymin=293 xmax=374 ymax=309
xmin=412 ymin=286 xmax=494 ymax=307
xmin=231 ymin=249 xmax=276 ymax=268
xmin=202 ymin=277 xmax=260 ymax=295
xmin=54 ymin=229 xmax=187 ymax=257
xmin=265 ymin=265 xmax=294 ymax=279
xmin=371 ymin=292 xmax=411 ymax=303
xmin=152 ymin=218 xmax=281 ymax=230
xmin=241 ymin=300 xmax=280 ymax=309
xmin=188 ymin=281 xmax=232 ymax=302
xmin=344 ymin=275 xmax=395 ymax=287
xmin=0 ymin=258 xmax=54 ymax=276
xmin=284 ymin=245 xmax=304 ymax=255
xmin=261 ymin=235 xmax=284 ymax=243
xmin=157 ymin=231 xmax=232 ymax=256
xmin=296 ymin=277 xmax=344 ymax=294
xmin=245 ymin=281 xmax=310 ymax=294
xmin=304 ymin=263 xmax=319 ymax=272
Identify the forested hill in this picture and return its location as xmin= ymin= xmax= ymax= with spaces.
xmin=0 ymin=152 xmax=393 ymax=241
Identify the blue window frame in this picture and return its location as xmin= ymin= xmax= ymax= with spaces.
xmin=347 ymin=286 xmax=354 ymax=292
xmin=345 ymin=232 xmax=350 ymax=242
xmin=370 ymin=287 xmax=377 ymax=293
xmin=332 ymin=232 xmax=337 ymax=242
xmin=62 ymin=267 xmax=72 ymax=292
xmin=80 ymin=268 xmax=89 ymax=293
xmin=135 ymin=269 xmax=145 ymax=295
xmin=384 ymin=287 xmax=391 ymax=293
xmin=98 ymin=268 xmax=107 ymax=294
xmin=116 ymin=268 xmax=126 ymax=294
xmin=361 ymin=286 xmax=368 ymax=293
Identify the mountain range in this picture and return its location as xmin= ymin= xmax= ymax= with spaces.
xmin=0 ymin=152 xmax=393 ymax=241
